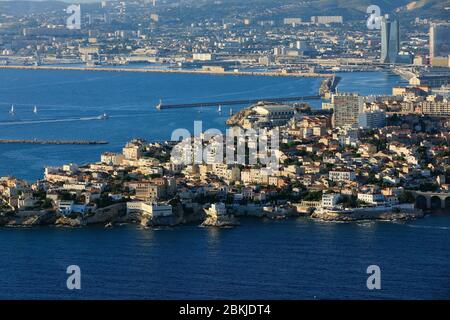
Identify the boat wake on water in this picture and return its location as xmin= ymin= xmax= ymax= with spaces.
xmin=405 ymin=224 xmax=450 ymax=230
xmin=0 ymin=115 xmax=110 ymax=126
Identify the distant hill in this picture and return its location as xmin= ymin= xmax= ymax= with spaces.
xmin=0 ymin=0 xmax=448 ymax=20
xmin=273 ymin=0 xmax=450 ymax=19
xmin=395 ymin=0 xmax=450 ymax=16
xmin=181 ymin=0 xmax=449 ymax=21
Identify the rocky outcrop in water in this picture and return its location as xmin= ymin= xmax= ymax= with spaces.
xmin=85 ymin=203 xmax=127 ymax=224
xmin=202 ymin=214 xmax=239 ymax=227
xmin=311 ymin=208 xmax=424 ymax=222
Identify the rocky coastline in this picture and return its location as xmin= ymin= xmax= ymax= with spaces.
xmin=0 ymin=203 xmax=426 ymax=228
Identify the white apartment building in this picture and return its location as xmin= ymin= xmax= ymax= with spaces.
xmin=357 ymin=193 xmax=386 ymax=205
xmin=284 ymin=18 xmax=302 ymax=25
xmin=193 ymin=53 xmax=213 ymax=61
xmin=57 ymin=200 xmax=91 ymax=216
xmin=101 ymin=152 xmax=125 ymax=165
xmin=241 ymin=168 xmax=270 ymax=185
xmin=206 ymin=203 xmax=228 ymax=217
xmin=321 ymin=194 xmax=342 ymax=208
xmin=123 ymin=141 xmax=143 ymax=160
xmin=311 ymin=16 xmax=343 ymax=24
xmin=211 ymin=164 xmax=241 ymax=184
xmin=126 ymin=202 xmax=173 ymax=218
xmin=252 ymin=103 xmax=295 ymax=127
xmin=420 ymin=101 xmax=450 ymax=117
xmin=329 ymin=170 xmax=356 ymax=182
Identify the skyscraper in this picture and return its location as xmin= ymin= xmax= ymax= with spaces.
xmin=380 ymin=15 xmax=399 ymax=64
xmin=430 ymin=23 xmax=450 ymax=67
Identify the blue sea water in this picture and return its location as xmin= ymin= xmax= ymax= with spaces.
xmin=0 ymin=217 xmax=449 ymax=299
xmin=1 ymin=69 xmax=448 ymax=300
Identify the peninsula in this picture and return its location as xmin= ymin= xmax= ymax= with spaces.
xmin=3 ymin=82 xmax=449 ymax=228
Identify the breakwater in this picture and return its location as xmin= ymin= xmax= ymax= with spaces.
xmin=0 ymin=139 xmax=108 ymax=145
xmin=156 ymin=95 xmax=321 ymax=109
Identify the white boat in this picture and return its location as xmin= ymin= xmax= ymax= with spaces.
xmin=33 ymin=106 xmax=38 ymax=114
xmin=98 ymin=113 xmax=109 ymax=120
xmin=9 ymin=105 xmax=15 ymax=114
xmin=155 ymin=99 xmax=163 ymax=110
xmin=218 ymin=105 xmax=222 ymax=113
xmin=229 ymin=107 xmax=233 ymax=116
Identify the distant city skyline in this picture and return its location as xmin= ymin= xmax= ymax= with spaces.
xmin=380 ymin=15 xmax=400 ymax=64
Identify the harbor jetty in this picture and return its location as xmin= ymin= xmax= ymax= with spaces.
xmin=319 ymin=75 xmax=341 ymax=97
xmin=156 ymin=95 xmax=321 ymax=109
xmin=0 ymin=139 xmax=108 ymax=145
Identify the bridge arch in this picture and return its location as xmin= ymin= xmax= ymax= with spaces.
xmin=430 ymin=196 xmax=442 ymax=210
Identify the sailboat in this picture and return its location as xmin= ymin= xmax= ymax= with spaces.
xmin=229 ymin=107 xmax=233 ymax=116
xmin=218 ymin=105 xmax=222 ymax=113
xmin=9 ymin=105 xmax=15 ymax=114
xmin=33 ymin=106 xmax=38 ymax=114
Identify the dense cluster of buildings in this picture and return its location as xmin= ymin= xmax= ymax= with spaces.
xmin=1 ymin=81 xmax=449 ymax=224
xmin=0 ymin=1 xmax=449 ymax=225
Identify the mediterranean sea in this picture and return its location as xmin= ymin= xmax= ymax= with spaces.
xmin=1 ymin=69 xmax=449 ymax=300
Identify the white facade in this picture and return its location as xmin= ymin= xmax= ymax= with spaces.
xmin=329 ymin=170 xmax=356 ymax=182
xmin=151 ymin=204 xmax=173 ymax=218
xmin=193 ymin=53 xmax=213 ymax=61
xmin=252 ymin=104 xmax=295 ymax=127
xmin=101 ymin=152 xmax=125 ymax=165
xmin=284 ymin=18 xmax=302 ymax=25
xmin=123 ymin=142 xmax=143 ymax=160
xmin=321 ymin=194 xmax=341 ymax=208
xmin=57 ymin=200 xmax=89 ymax=216
xmin=311 ymin=16 xmax=343 ymax=24
xmin=241 ymin=168 xmax=270 ymax=185
xmin=126 ymin=202 xmax=173 ymax=218
xmin=208 ymin=203 xmax=228 ymax=216
xmin=211 ymin=164 xmax=241 ymax=183
xmin=357 ymin=193 xmax=386 ymax=205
